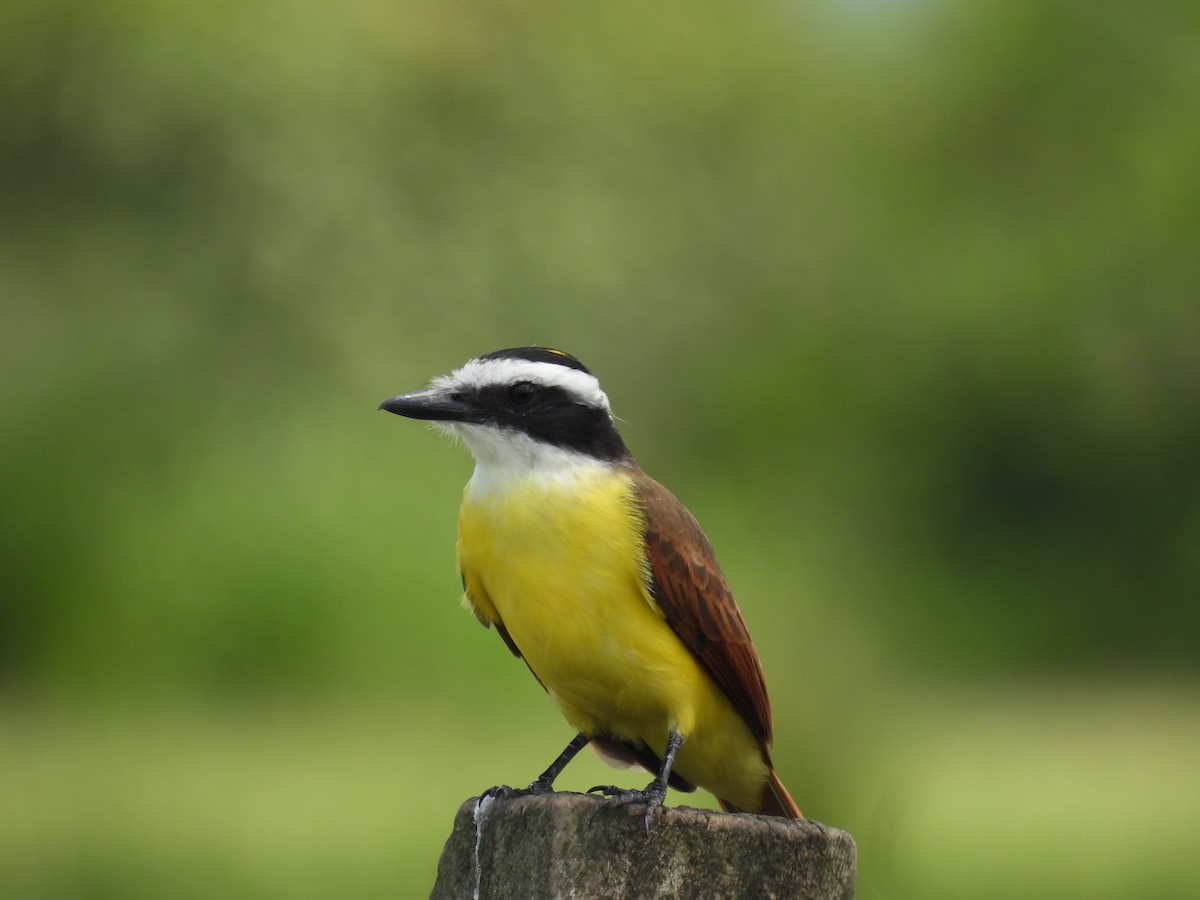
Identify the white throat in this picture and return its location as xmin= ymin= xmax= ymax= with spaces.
xmin=445 ymin=422 xmax=613 ymax=497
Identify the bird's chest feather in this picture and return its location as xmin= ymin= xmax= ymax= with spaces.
xmin=456 ymin=468 xmax=678 ymax=704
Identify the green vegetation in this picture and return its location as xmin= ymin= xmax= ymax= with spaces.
xmin=3 ymin=1 xmax=1198 ymax=896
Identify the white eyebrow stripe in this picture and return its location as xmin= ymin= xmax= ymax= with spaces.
xmin=433 ymin=357 xmax=611 ymax=413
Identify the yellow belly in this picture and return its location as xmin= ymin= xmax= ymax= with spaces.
xmin=457 ymin=466 xmax=767 ymax=810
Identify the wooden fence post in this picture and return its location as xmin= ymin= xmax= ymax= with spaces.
xmin=431 ymin=792 xmax=856 ymax=899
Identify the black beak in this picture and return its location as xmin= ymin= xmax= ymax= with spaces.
xmin=378 ymin=388 xmax=479 ymax=423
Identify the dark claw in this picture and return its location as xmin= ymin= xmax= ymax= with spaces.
xmin=523 ymin=777 xmax=556 ymax=796
xmin=587 ymin=783 xmax=667 ymax=831
xmin=478 ymin=784 xmax=514 ymax=805
xmin=478 ymin=779 xmax=555 ymax=807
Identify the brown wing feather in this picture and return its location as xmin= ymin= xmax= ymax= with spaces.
xmin=632 ymin=470 xmax=774 ymax=750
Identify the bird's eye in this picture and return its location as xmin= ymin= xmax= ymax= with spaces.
xmin=508 ymin=381 xmax=537 ymax=406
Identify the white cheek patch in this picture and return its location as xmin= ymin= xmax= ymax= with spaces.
xmin=433 ymin=358 xmax=611 ymax=414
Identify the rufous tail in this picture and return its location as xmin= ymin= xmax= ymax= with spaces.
xmin=717 ymin=769 xmax=803 ymax=819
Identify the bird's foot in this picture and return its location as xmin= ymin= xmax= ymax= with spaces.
xmin=588 ymin=781 xmax=668 ymax=831
xmin=478 ymin=778 xmax=556 ymax=806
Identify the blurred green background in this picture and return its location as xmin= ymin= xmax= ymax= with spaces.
xmin=3 ymin=0 xmax=1198 ymax=897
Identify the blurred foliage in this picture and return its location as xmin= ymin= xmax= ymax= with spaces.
xmin=2 ymin=0 xmax=1199 ymax=897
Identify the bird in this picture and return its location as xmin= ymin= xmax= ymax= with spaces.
xmin=379 ymin=346 xmax=802 ymax=824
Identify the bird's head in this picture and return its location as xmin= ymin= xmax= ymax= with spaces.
xmin=380 ymin=347 xmax=631 ymax=470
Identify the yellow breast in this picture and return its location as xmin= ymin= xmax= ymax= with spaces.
xmin=456 ymin=463 xmax=767 ymax=809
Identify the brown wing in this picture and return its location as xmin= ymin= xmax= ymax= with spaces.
xmin=632 ymin=470 xmax=774 ymax=750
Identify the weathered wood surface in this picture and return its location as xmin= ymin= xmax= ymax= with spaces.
xmin=431 ymin=792 xmax=856 ymax=899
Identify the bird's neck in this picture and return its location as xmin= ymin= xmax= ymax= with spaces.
xmin=463 ymin=441 xmax=614 ymax=500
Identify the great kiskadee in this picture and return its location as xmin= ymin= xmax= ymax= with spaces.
xmin=380 ymin=347 xmax=801 ymax=823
